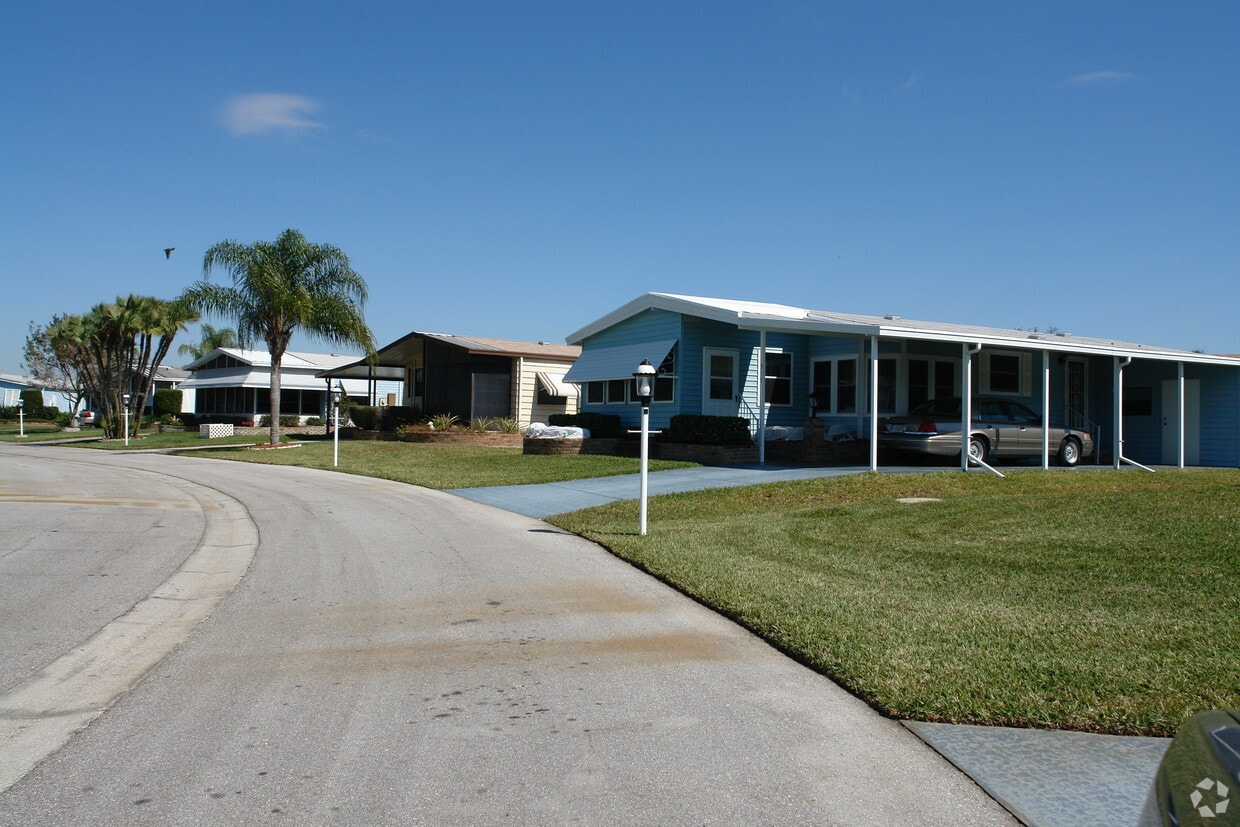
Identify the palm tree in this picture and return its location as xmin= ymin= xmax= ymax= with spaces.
xmin=182 ymin=229 xmax=376 ymax=445
xmin=177 ymin=323 xmax=240 ymax=361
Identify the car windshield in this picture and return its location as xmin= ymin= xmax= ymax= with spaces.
xmin=908 ymin=398 xmax=961 ymax=417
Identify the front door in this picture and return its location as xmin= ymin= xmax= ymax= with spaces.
xmin=703 ymin=348 xmax=739 ymax=417
xmin=1161 ymin=379 xmax=1200 ymax=465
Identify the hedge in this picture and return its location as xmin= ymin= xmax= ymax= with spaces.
xmin=667 ymin=414 xmax=753 ymax=445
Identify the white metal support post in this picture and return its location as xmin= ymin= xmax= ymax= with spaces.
xmin=122 ymin=393 xmax=130 ymax=447
xmin=757 ymin=331 xmax=767 ymax=465
xmin=869 ymin=336 xmax=879 ymax=471
xmin=16 ymin=399 xmax=25 ymax=438
xmin=1041 ymin=351 xmax=1051 ymax=469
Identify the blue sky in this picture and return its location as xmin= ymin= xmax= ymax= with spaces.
xmin=3 ymin=2 xmax=1237 ymax=376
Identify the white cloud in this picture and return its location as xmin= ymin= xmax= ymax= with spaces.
xmin=1064 ymin=70 xmax=1135 ymax=86
xmin=222 ymin=93 xmax=325 ymax=137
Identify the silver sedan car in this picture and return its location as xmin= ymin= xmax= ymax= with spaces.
xmin=878 ymin=396 xmax=1094 ymax=466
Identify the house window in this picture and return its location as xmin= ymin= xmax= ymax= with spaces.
xmin=655 ymin=344 xmax=676 ymax=403
xmin=606 ymin=379 xmax=628 ymax=404
xmin=764 ymin=352 xmax=792 ymax=406
xmin=413 ymin=368 xmax=425 ymax=399
xmin=981 ymin=351 xmax=1029 ymax=396
xmin=811 ymin=356 xmax=857 ymax=413
xmin=537 ymin=387 xmax=567 ymax=406
xmin=585 ymin=382 xmax=604 ymax=405
xmin=908 ymin=359 xmax=958 ymax=409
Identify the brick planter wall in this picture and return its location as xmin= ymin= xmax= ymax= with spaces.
xmin=522 ymin=437 xmax=630 ymax=456
xmin=656 ymin=442 xmax=760 ymax=465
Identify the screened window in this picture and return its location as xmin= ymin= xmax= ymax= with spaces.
xmin=585 ymin=382 xmax=604 ymax=405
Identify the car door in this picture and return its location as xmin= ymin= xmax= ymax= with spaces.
xmin=1005 ymin=401 xmax=1043 ymax=454
xmin=974 ymin=400 xmax=1017 ymax=457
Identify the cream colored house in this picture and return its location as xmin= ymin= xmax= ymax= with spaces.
xmin=325 ymin=331 xmax=579 ymax=426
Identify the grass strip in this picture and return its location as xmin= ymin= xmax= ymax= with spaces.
xmin=180 ymin=437 xmax=698 ymax=489
xmin=550 ymin=468 xmax=1240 ymax=736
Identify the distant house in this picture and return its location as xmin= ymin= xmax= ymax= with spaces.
xmin=324 ymin=332 xmax=580 ymax=425
xmin=564 ymin=293 xmax=1240 ymax=468
xmin=0 ymin=372 xmax=79 ymax=415
xmin=178 ymin=349 xmax=403 ymax=423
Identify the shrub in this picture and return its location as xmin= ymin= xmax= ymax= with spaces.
xmin=429 ymin=413 xmax=460 ymax=431
xmin=667 ymin=414 xmax=753 ymax=445
xmin=305 ymin=417 xmax=324 ymax=427
xmin=157 ymin=414 xmax=182 ymax=426
xmin=19 ymin=390 xmax=57 ymax=420
xmin=350 ymin=405 xmax=381 ymax=430
xmin=548 ymin=412 xmax=623 ymax=438
xmin=154 ymin=388 xmax=182 ymax=419
xmin=258 ymin=415 xmax=300 ymax=427
xmin=492 ymin=417 xmax=519 ymax=434
xmin=380 ymin=405 xmax=423 ymax=431
xmin=470 ymin=416 xmax=495 ymax=432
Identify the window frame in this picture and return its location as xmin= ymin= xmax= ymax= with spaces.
xmin=981 ymin=350 xmax=1030 ymax=396
xmin=763 ymin=350 xmax=793 ymax=407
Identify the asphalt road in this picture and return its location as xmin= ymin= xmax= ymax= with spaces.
xmin=0 ymin=444 xmax=1016 ymax=825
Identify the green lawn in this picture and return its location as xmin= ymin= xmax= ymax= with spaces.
xmin=550 ymin=468 xmax=1240 ymax=736
xmin=0 ymin=422 xmax=97 ymax=442
xmin=184 ymin=437 xmax=699 ymax=489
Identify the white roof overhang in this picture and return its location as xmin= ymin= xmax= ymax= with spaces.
xmin=563 ymin=339 xmax=678 ymax=383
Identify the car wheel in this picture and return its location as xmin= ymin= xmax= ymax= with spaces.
xmin=1057 ymin=438 xmax=1081 ymax=467
xmin=968 ymin=435 xmax=989 ymax=464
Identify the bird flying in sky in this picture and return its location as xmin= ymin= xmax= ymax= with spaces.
xmin=164 ymin=247 xmax=175 ymax=259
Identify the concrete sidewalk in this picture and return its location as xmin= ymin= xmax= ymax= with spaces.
xmin=448 ymin=462 xmax=1170 ymax=826
xmin=448 ymin=462 xmax=887 ymax=518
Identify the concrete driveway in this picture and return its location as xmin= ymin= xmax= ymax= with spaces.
xmin=0 ymin=444 xmax=1015 ymax=825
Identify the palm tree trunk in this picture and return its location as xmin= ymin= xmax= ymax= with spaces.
xmin=269 ymin=352 xmax=282 ymax=445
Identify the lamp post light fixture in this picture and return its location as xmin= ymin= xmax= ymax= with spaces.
xmin=122 ymin=394 xmax=131 ymax=446
xmin=807 ymin=390 xmax=818 ymax=418
xmin=633 ymin=358 xmax=657 ymax=536
xmin=16 ymin=398 xmax=25 ymax=438
xmin=331 ymin=382 xmax=344 ymax=467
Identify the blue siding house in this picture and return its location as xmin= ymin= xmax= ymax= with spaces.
xmin=563 ymin=294 xmax=1240 ymax=469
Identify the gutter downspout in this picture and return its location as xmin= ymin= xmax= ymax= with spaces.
xmin=757 ymin=330 xmax=767 ymax=465
xmin=1177 ymin=362 xmax=1186 ymax=469
xmin=962 ymin=343 xmax=979 ymax=472
xmin=869 ymin=335 xmax=879 ymax=471
xmin=1041 ymin=351 xmax=1051 ymax=470
xmin=963 ymin=343 xmax=1003 ymax=478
